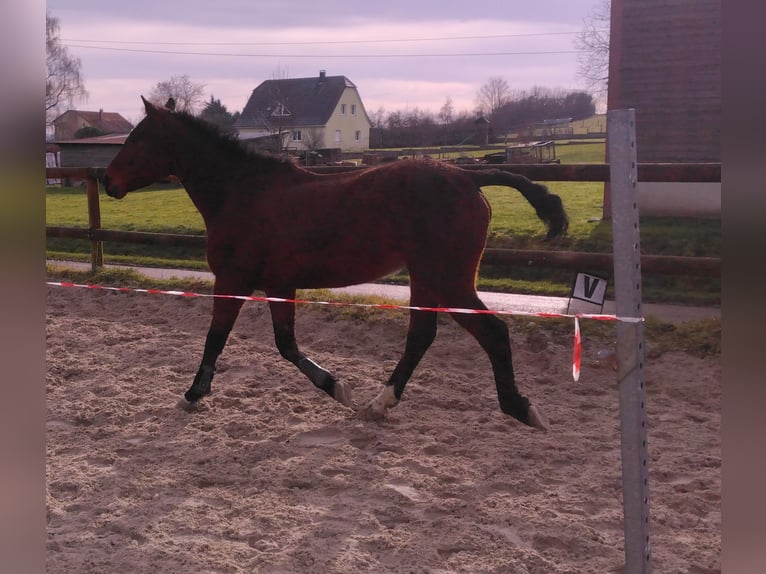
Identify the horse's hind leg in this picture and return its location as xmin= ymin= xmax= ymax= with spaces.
xmin=268 ymin=293 xmax=351 ymax=406
xmin=449 ymin=296 xmax=548 ymax=430
xmin=364 ymin=287 xmax=438 ymax=420
xmin=184 ymin=295 xmax=245 ymax=403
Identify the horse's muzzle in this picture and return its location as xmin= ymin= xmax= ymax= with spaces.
xmin=102 ymin=174 xmax=126 ymax=199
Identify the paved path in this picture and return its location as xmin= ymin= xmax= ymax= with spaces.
xmin=47 ymin=260 xmax=720 ymax=324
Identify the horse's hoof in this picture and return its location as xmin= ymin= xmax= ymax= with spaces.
xmin=184 ymin=383 xmax=211 ymax=404
xmin=499 ymin=394 xmax=549 ymax=431
xmin=527 ymin=404 xmax=550 ymax=431
xmin=333 ymin=381 xmax=352 ymax=407
xmin=176 ymin=397 xmax=202 ymax=412
xmin=360 ymin=403 xmax=387 ymax=422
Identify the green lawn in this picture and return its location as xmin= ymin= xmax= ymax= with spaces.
xmin=554 ymin=140 xmax=605 ymax=164
xmin=46 ymin=184 xmax=205 ymax=234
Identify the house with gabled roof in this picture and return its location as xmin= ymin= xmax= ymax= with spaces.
xmin=52 ymin=109 xmax=134 ymax=141
xmin=235 ymin=70 xmax=371 ymax=153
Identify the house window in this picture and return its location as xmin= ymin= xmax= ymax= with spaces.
xmin=351 ymin=104 xmax=357 ymax=116
xmin=340 ymin=103 xmax=346 ymax=115
xmin=272 ymin=102 xmax=291 ymax=117
xmin=292 ymin=130 xmax=302 ymax=141
xmin=355 ymin=130 xmax=361 ymax=142
xmin=335 ymin=130 xmax=341 ymax=143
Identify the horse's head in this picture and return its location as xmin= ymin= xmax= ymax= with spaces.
xmin=103 ymin=96 xmax=176 ymax=199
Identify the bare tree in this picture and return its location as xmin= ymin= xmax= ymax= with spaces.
xmin=46 ymin=12 xmax=88 ymax=127
xmin=475 ymin=76 xmax=511 ymax=119
xmin=438 ymin=96 xmax=455 ymax=125
xmin=386 ymin=110 xmax=404 ymax=129
xmin=259 ymin=84 xmax=293 ymax=138
xmin=369 ymin=106 xmax=387 ymax=129
xmin=403 ymin=107 xmax=434 ymax=128
xmin=147 ymin=75 xmax=206 ymax=115
xmin=302 ymin=127 xmax=325 ymax=150
xmin=575 ymin=0 xmax=611 ymax=100
xmin=270 ymin=65 xmax=291 ymax=80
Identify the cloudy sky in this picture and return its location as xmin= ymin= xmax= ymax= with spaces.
xmin=47 ymin=1 xmax=602 ymax=125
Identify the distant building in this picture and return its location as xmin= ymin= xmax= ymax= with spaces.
xmin=235 ymin=70 xmax=371 ymax=153
xmin=53 ymin=133 xmax=128 ymax=185
xmin=52 ymin=109 xmax=134 ymax=141
xmin=55 ymin=133 xmax=128 ymax=168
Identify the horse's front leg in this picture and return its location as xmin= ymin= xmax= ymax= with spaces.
xmin=184 ymin=294 xmax=245 ymax=403
xmin=364 ymin=306 xmax=437 ymax=421
xmin=268 ymin=292 xmax=352 ymax=406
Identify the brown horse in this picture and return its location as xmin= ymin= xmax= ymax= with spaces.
xmin=103 ymin=97 xmax=568 ymax=430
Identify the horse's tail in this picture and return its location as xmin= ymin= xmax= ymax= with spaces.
xmin=465 ymin=168 xmax=569 ymax=240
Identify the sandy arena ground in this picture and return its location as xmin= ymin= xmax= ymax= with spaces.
xmin=46 ymin=286 xmax=720 ymax=573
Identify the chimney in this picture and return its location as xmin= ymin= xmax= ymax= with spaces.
xmin=319 ymin=70 xmax=326 ymax=79
xmin=99 ymin=109 xmax=103 ymax=120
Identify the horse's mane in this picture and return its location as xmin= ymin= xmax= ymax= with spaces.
xmin=172 ymin=110 xmax=296 ymax=173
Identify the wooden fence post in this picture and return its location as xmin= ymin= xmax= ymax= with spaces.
xmin=86 ymin=171 xmax=104 ymax=270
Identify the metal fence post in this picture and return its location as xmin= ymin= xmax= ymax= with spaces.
xmin=607 ymin=109 xmax=652 ymax=574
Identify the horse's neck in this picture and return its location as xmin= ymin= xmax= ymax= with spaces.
xmin=174 ymin=145 xmax=302 ymax=225
xmin=174 ymin=140 xmax=231 ymax=180
xmin=172 ymin=143 xmax=237 ymax=223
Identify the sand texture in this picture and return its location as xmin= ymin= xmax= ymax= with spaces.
xmin=46 ymin=286 xmax=720 ymax=573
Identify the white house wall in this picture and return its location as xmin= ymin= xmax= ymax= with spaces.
xmin=321 ymin=87 xmax=371 ymax=152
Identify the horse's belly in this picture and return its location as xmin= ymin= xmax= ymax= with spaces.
xmin=289 ymin=251 xmax=404 ymax=289
xmin=258 ymin=240 xmax=404 ymax=290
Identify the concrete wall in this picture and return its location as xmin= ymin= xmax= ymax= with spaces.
xmin=609 ymin=0 xmax=721 ymax=163
xmin=638 ymin=182 xmax=721 ymax=217
xmin=607 ymin=0 xmax=721 ymax=217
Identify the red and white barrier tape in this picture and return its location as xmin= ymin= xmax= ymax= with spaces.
xmin=573 ymin=317 xmax=582 ymax=382
xmin=47 ymin=281 xmax=643 ymax=381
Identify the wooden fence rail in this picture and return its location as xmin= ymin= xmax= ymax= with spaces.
xmin=45 ymin=164 xmax=721 ymax=278
xmin=312 ymin=162 xmax=722 ymax=183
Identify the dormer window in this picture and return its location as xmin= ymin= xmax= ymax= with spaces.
xmin=271 ymin=102 xmax=291 ymax=117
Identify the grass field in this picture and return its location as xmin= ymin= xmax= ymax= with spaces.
xmin=46 ymin=136 xmax=720 ymax=305
xmin=46 ymin=184 xmax=205 ymax=233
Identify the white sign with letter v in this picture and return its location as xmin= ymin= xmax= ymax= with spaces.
xmin=571 ymin=273 xmax=608 ymax=306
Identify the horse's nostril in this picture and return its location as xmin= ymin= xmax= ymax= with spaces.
xmin=102 ymin=174 xmax=123 ymax=198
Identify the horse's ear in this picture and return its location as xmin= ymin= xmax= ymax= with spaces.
xmin=141 ymin=95 xmax=157 ymax=115
xmin=165 ymin=97 xmax=176 ymax=111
